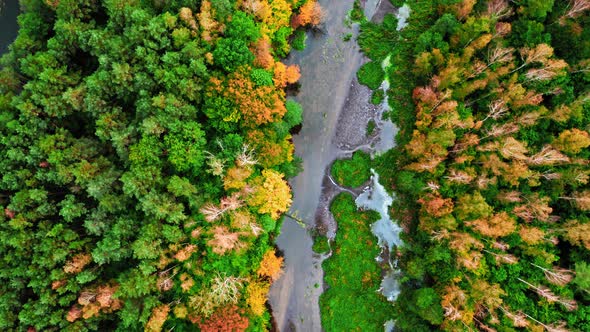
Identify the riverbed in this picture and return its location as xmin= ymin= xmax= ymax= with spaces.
xmin=267 ymin=0 xmax=392 ymax=330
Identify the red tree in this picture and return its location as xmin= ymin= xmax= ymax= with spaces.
xmin=198 ymin=305 xmax=249 ymax=332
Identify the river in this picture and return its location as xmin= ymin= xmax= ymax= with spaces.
xmin=268 ymin=0 xmax=386 ymax=331
xmin=0 ymin=1 xmax=19 ymax=55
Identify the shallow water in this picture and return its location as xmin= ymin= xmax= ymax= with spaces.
xmin=396 ymin=4 xmax=411 ymax=31
xmin=355 ymin=170 xmax=403 ymax=309
xmin=0 ymin=1 xmax=19 ymax=55
xmin=355 ymin=170 xmax=402 ymax=252
xmin=372 ymin=55 xmax=399 ymax=154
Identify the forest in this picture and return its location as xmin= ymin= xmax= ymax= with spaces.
xmin=0 ymin=0 xmax=321 ymax=330
xmin=352 ymin=0 xmax=590 ymax=330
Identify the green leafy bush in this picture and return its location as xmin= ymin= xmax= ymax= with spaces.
xmin=292 ymin=29 xmax=307 ymax=51
xmin=357 ymin=60 xmax=384 ymax=90
xmin=331 ymin=151 xmax=371 ymax=188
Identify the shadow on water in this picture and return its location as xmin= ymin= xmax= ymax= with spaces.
xmin=0 ymin=1 xmax=20 ymax=55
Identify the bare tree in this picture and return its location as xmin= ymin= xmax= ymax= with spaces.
xmin=531 ymin=264 xmax=574 ymax=286
xmin=236 ymin=144 xmax=258 ymax=167
xmin=487 ymin=0 xmax=513 ymax=20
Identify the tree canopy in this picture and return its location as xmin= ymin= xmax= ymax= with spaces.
xmin=0 ymin=0 xmax=321 ymax=330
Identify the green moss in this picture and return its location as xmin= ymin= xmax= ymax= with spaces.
xmin=292 ymin=29 xmax=307 ymax=51
xmin=371 ymin=89 xmax=384 ymax=105
xmin=320 ymin=193 xmax=392 ymax=331
xmin=357 ymin=61 xmax=384 ymax=90
xmin=349 ymin=0 xmax=365 ymax=23
xmin=331 ymin=150 xmax=371 ymax=188
xmin=312 ymin=235 xmax=330 ymax=254
xmin=366 ymin=119 xmax=376 ymax=136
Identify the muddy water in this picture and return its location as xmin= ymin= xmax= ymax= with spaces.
xmin=268 ymin=0 xmax=385 ymax=331
xmin=0 ymin=1 xmax=19 ymax=55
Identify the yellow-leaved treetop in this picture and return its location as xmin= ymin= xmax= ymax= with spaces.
xmin=246 ymin=281 xmax=270 ymax=316
xmin=552 ymin=128 xmax=590 ymax=154
xmin=145 ymin=305 xmax=170 ymax=332
xmin=248 ymin=169 xmax=292 ymax=219
xmin=257 ymin=249 xmax=284 ymax=281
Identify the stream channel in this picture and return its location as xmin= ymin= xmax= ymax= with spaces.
xmin=268 ymin=0 xmax=400 ymax=331
xmin=0 ymin=1 xmax=19 ymax=55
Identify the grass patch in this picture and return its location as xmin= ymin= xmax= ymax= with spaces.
xmin=349 ymin=0 xmax=365 ymax=23
xmin=371 ymin=89 xmax=384 ymax=105
xmin=292 ymin=29 xmax=307 ymax=51
xmin=320 ymin=193 xmax=392 ymax=331
xmin=357 ymin=61 xmax=384 ymax=90
xmin=331 ymin=150 xmax=371 ymax=188
xmin=312 ymin=235 xmax=330 ymax=254
xmin=366 ymin=119 xmax=376 ymax=136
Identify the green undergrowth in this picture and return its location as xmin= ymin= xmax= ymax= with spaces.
xmin=349 ymin=0 xmax=365 ymax=23
xmin=357 ymin=60 xmax=384 ymax=90
xmin=292 ymin=29 xmax=307 ymax=51
xmin=330 ymin=150 xmax=371 ymax=188
xmin=320 ymin=193 xmax=392 ymax=331
xmin=366 ymin=119 xmax=376 ymax=136
xmin=312 ymin=235 xmax=330 ymax=254
xmin=370 ymin=89 xmax=384 ymax=105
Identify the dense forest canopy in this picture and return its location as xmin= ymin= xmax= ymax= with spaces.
xmin=355 ymin=0 xmax=590 ymax=330
xmin=0 ymin=0 xmax=321 ymax=330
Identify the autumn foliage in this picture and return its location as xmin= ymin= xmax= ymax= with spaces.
xmin=145 ymin=305 xmax=170 ymax=332
xmin=198 ymin=305 xmax=249 ymax=332
xmin=291 ymin=0 xmax=324 ymax=28
xmin=248 ymin=169 xmax=293 ymax=219
xmin=363 ymin=0 xmax=590 ymax=330
xmin=68 ymin=284 xmax=122 ymax=322
xmin=246 ymin=281 xmax=270 ymax=316
xmin=257 ymin=249 xmax=284 ymax=281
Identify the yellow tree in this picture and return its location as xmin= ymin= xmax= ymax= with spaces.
xmin=248 ymin=169 xmax=292 ymax=219
xmin=261 ymin=0 xmax=292 ymax=36
xmin=145 ymin=305 xmax=170 ymax=332
xmin=257 ymin=249 xmax=284 ymax=281
xmin=246 ymin=281 xmax=270 ymax=316
xmin=246 ymin=128 xmax=294 ymax=167
xmin=467 ymin=212 xmax=516 ymax=238
xmin=224 ymin=165 xmax=253 ymax=190
xmin=562 ymin=220 xmax=590 ymax=249
xmin=553 ymin=129 xmax=590 ymax=154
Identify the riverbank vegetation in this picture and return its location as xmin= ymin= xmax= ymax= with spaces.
xmin=357 ymin=0 xmax=590 ymax=330
xmin=0 ymin=0 xmax=321 ymax=330
xmin=320 ymin=193 xmax=392 ymax=331
xmin=330 ymin=150 xmax=372 ymax=188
